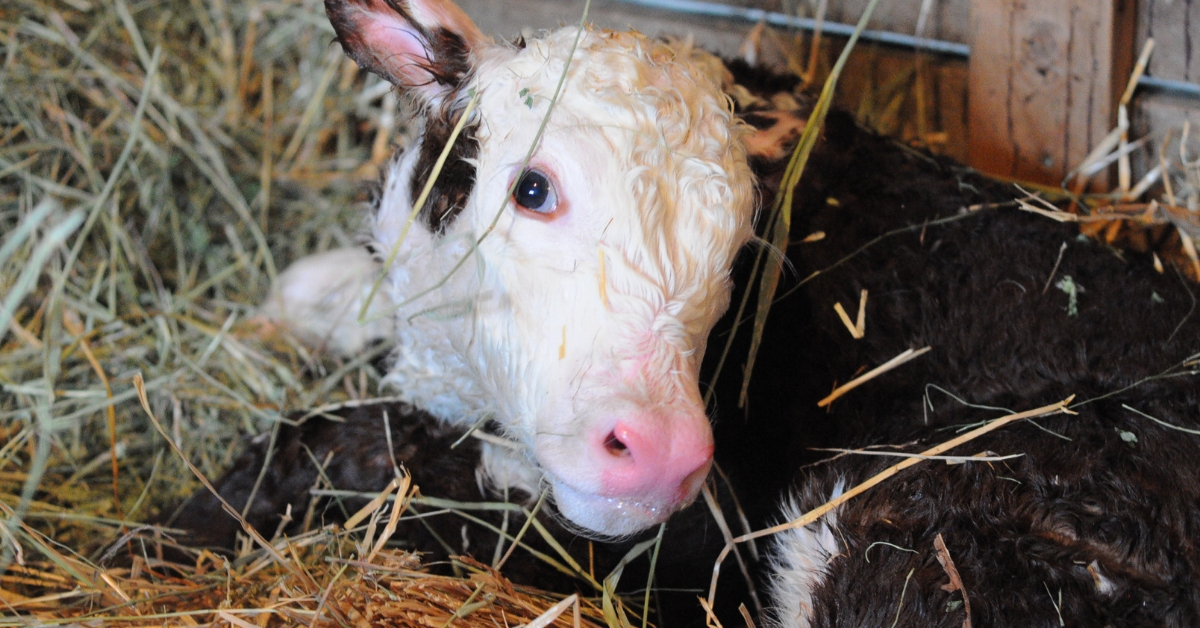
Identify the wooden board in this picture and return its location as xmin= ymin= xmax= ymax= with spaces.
xmin=968 ymin=0 xmax=1136 ymax=188
xmin=818 ymin=0 xmax=972 ymax=43
xmin=1135 ymin=0 xmax=1200 ymax=171
xmin=1138 ymin=0 xmax=1200 ymax=83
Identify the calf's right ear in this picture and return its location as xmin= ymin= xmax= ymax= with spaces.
xmin=324 ymin=0 xmax=485 ymax=104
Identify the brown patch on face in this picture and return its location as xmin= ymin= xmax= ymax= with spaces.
xmin=410 ymin=106 xmax=480 ymax=234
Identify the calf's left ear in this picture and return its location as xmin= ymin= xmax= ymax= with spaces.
xmin=324 ymin=0 xmax=485 ymax=103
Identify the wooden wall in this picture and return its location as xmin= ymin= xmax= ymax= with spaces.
xmin=1139 ymin=0 xmax=1199 ymax=85
xmin=454 ymin=0 xmax=975 ymax=160
xmin=967 ymin=0 xmax=1136 ymax=189
xmin=1134 ymin=0 xmax=1200 ymax=177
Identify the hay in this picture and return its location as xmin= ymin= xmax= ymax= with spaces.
xmin=1 ymin=0 xmax=397 ymax=539
xmin=0 ymin=531 xmax=606 ymax=628
xmin=0 ymin=0 xmax=511 ymax=622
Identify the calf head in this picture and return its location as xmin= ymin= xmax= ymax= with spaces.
xmin=325 ymin=0 xmax=756 ymax=536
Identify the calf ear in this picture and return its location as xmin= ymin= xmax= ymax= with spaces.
xmin=324 ymin=0 xmax=485 ymax=102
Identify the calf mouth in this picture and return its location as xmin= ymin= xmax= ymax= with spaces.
xmin=547 ymin=469 xmax=708 ymax=538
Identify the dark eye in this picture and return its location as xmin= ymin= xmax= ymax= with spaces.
xmin=512 ymin=169 xmax=557 ymax=214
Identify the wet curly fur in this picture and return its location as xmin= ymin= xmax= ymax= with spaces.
xmin=730 ymin=111 xmax=1200 ymax=627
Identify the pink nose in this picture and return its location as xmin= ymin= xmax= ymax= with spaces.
xmin=595 ymin=412 xmax=714 ymax=506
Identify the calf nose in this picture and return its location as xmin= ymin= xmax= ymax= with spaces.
xmin=595 ymin=412 xmax=714 ymax=504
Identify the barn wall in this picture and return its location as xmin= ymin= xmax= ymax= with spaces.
xmin=1134 ymin=0 xmax=1200 ymax=178
xmin=454 ymin=0 xmax=973 ymax=58
xmin=455 ymin=0 xmax=751 ymax=56
xmin=1139 ymin=0 xmax=1198 ymax=84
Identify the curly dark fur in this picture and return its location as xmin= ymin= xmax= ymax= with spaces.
xmin=705 ymin=110 xmax=1200 ymax=627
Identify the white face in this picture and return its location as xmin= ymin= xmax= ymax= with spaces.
xmin=328 ymin=0 xmax=755 ymax=537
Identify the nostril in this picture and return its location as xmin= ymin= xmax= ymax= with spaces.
xmin=603 ymin=430 xmax=629 ymax=456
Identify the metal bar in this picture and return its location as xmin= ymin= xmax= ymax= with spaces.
xmin=611 ymin=0 xmax=971 ymax=57
xmin=1137 ymin=75 xmax=1200 ymax=99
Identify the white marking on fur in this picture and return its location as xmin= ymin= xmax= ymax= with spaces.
xmin=1087 ymin=560 xmax=1116 ymax=595
xmin=259 ymin=248 xmax=395 ymax=355
xmin=767 ymin=483 xmax=845 ymax=628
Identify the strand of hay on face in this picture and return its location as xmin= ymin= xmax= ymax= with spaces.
xmin=701 ymin=484 xmax=762 ymax=616
xmin=706 ymin=396 xmax=1076 ymax=606
xmin=361 ymin=89 xmax=482 ymax=321
xmin=818 ymin=346 xmax=931 ymax=407
xmin=413 ymin=0 xmax=596 ymax=322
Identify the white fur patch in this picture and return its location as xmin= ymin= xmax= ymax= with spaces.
xmin=259 ymin=247 xmax=396 ymax=355
xmin=1087 ymin=560 xmax=1116 ymax=595
xmin=766 ymin=485 xmax=845 ymax=628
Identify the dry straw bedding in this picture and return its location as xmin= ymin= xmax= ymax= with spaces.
xmin=1 ymin=0 xmax=1198 ymax=625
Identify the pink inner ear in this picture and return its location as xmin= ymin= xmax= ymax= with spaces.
xmin=357 ymin=7 xmax=435 ymax=84
xmin=328 ymin=0 xmax=484 ymax=97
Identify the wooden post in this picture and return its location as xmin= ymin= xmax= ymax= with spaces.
xmin=968 ymin=0 xmax=1136 ymax=189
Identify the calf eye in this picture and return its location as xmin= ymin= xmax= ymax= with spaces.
xmin=512 ymin=169 xmax=557 ymax=214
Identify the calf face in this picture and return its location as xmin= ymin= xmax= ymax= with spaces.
xmin=321 ymin=0 xmax=756 ymax=536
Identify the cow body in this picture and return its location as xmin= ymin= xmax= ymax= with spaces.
xmin=728 ymin=112 xmax=1200 ymax=628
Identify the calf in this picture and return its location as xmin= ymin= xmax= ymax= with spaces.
xmin=187 ymin=4 xmax=1200 ymax=622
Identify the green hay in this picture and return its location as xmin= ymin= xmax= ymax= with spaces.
xmin=0 ymin=0 xmax=399 ymax=573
